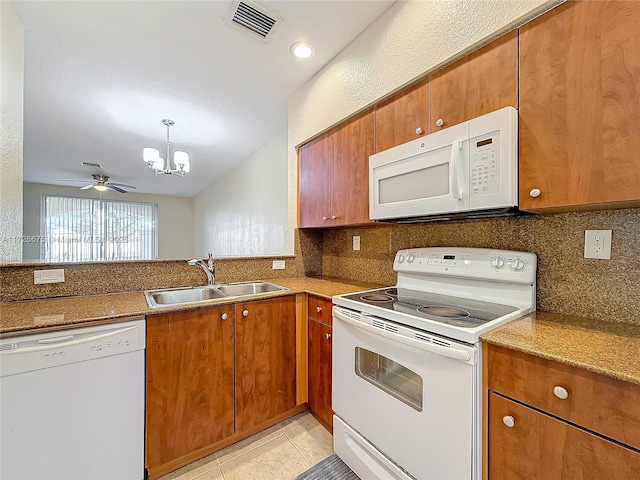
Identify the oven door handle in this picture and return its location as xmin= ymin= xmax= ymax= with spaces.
xmin=333 ymin=309 xmax=472 ymax=362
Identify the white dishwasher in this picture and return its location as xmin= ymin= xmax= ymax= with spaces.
xmin=0 ymin=318 xmax=145 ymax=480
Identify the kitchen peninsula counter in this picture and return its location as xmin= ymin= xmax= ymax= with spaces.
xmin=0 ymin=276 xmax=380 ymax=336
xmin=481 ymin=311 xmax=640 ymax=386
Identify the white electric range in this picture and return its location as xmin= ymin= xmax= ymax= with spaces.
xmin=331 ymin=247 xmax=537 ymax=480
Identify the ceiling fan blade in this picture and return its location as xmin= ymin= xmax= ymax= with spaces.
xmin=107 ymin=185 xmax=128 ymax=194
xmin=80 ymin=183 xmax=95 ymax=190
xmin=56 ymin=179 xmax=92 ymax=183
xmin=108 ymin=182 xmax=137 ymax=189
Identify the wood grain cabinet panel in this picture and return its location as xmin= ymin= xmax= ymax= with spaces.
xmin=307 ymin=295 xmax=333 ymax=430
xmin=375 ymin=77 xmax=430 ymax=152
xmin=431 ymin=30 xmax=518 ymax=131
xmin=146 ymin=306 xmax=235 ymax=476
xmin=485 ymin=344 xmax=640 ymax=479
xmin=298 ymin=109 xmax=374 ymax=228
xmin=519 ymin=0 xmax=640 ymax=211
xmin=299 ymin=133 xmax=332 ymax=228
xmin=235 ymin=296 xmax=297 ymax=434
xmin=489 ymin=393 xmax=640 ymax=479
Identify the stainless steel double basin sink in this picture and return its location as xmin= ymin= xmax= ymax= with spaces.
xmin=145 ymin=281 xmax=289 ymax=308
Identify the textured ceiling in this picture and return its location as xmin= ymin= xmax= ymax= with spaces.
xmin=13 ymin=0 xmax=394 ymax=197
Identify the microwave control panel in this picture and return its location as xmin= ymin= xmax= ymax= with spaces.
xmin=470 ymin=130 xmax=500 ymax=196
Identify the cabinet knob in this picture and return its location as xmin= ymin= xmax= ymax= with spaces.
xmin=553 ymin=386 xmax=569 ymax=400
xmin=529 ymin=188 xmax=541 ymax=198
xmin=331 ymin=215 xmax=337 ymax=220
xmin=321 ymin=216 xmax=328 ymax=221
xmin=326 ymin=333 xmax=332 ymax=340
xmin=435 ymin=118 xmax=444 ymax=127
xmin=242 ymin=309 xmax=249 ymax=317
xmin=415 ymin=127 xmax=423 ymax=135
xmin=316 ymin=306 xmax=322 ymax=313
xmin=221 ymin=313 xmax=228 ymax=320
xmin=502 ymin=415 xmax=515 ymax=428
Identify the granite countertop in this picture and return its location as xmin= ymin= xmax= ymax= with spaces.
xmin=0 ymin=276 xmax=380 ymax=336
xmin=481 ymin=311 xmax=640 ymax=386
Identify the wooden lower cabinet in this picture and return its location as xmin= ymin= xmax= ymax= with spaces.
xmin=307 ymin=295 xmax=333 ymax=430
xmin=146 ymin=296 xmax=298 ymax=478
xmin=489 ymin=393 xmax=640 ymax=479
xmin=146 ymin=306 xmax=235 ymax=477
xmin=235 ymin=296 xmax=297 ymax=434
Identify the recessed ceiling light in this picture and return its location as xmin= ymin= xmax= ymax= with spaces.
xmin=290 ymin=41 xmax=315 ymax=59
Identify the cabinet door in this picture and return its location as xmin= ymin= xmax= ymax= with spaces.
xmin=489 ymin=393 xmax=640 ymax=479
xmin=431 ymin=30 xmax=517 ymax=131
xmin=308 ymin=318 xmax=333 ymax=430
xmin=299 ymin=133 xmax=332 ymax=228
xmin=519 ymin=1 xmax=640 ymax=211
xmin=235 ymin=297 xmax=297 ymax=434
xmin=146 ymin=307 xmax=235 ymax=474
xmin=330 ymin=108 xmax=375 ymax=226
xmin=375 ymin=77 xmax=430 ymax=152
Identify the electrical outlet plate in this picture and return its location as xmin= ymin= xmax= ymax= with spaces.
xmin=272 ymin=260 xmax=285 ymax=270
xmin=34 ymin=268 xmax=65 ymax=284
xmin=584 ymin=230 xmax=612 ymax=259
xmin=353 ymin=236 xmax=361 ymax=251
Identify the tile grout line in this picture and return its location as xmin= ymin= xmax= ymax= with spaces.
xmin=284 ymin=430 xmax=314 ymax=468
xmin=216 ymin=431 xmax=286 ymax=467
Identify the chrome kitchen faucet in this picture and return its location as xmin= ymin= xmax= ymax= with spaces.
xmin=188 ymin=253 xmax=215 ymax=285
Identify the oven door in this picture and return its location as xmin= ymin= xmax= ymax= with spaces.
xmin=332 ymin=307 xmax=478 ymax=480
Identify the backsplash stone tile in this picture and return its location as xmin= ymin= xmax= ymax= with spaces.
xmin=322 ymin=208 xmax=640 ymax=324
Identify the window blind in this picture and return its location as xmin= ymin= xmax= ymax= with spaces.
xmin=42 ymin=195 xmax=158 ymax=262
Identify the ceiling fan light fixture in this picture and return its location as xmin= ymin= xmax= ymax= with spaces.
xmin=143 ymin=119 xmax=190 ymax=178
xmin=94 ymin=184 xmax=108 ymax=192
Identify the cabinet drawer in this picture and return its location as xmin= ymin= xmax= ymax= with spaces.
xmin=489 ymin=393 xmax=640 ymax=479
xmin=486 ymin=344 xmax=640 ymax=449
xmin=308 ymin=295 xmax=332 ymax=326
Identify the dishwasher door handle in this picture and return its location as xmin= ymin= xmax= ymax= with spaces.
xmin=38 ymin=335 xmax=75 ymax=344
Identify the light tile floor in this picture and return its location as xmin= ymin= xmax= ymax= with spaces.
xmin=159 ymin=411 xmax=334 ymax=480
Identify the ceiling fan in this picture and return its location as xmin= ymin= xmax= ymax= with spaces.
xmin=58 ymin=174 xmax=137 ymax=193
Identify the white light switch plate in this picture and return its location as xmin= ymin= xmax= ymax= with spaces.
xmin=584 ymin=230 xmax=612 ymax=259
xmin=272 ymin=260 xmax=286 ymax=270
xmin=34 ymin=268 xmax=65 ymax=284
xmin=353 ymin=236 xmax=361 ymax=251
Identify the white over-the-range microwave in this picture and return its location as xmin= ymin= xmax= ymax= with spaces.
xmin=369 ymin=106 xmax=519 ymax=222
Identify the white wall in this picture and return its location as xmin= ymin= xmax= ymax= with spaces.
xmin=0 ymin=2 xmax=24 ymax=262
xmin=22 ymin=182 xmax=194 ymax=261
xmin=285 ymin=0 xmax=560 ymax=253
xmin=193 ymin=131 xmax=288 ymax=258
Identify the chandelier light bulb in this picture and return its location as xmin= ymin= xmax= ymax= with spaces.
xmin=143 ymin=120 xmax=190 ymax=177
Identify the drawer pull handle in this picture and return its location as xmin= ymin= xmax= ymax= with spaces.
xmin=553 ymin=386 xmax=569 ymax=399
xmin=502 ymin=415 xmax=515 ymax=428
xmin=316 ymin=306 xmax=322 ymax=313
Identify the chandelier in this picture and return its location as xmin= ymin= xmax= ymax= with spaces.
xmin=143 ymin=119 xmax=190 ymax=177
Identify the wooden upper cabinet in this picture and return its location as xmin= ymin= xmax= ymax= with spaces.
xmin=298 ymin=109 xmax=375 ymax=227
xmin=235 ymin=297 xmax=297 ymax=434
xmin=431 ymin=30 xmax=518 ymax=131
xmin=519 ymin=0 xmax=640 ymax=211
xmin=299 ymin=133 xmax=332 ymax=228
xmin=375 ymin=77 xmax=430 ymax=152
xmin=146 ymin=306 xmax=235 ymax=477
xmin=331 ymin=109 xmax=375 ymax=225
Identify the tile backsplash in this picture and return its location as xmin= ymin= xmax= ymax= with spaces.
xmin=322 ymin=208 xmax=640 ymax=325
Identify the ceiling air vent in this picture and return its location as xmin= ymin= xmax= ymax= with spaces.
xmin=80 ymin=161 xmax=103 ymax=168
xmin=225 ymin=0 xmax=283 ymax=42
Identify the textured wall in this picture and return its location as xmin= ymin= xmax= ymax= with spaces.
xmin=321 ymin=208 xmax=640 ymax=325
xmin=193 ymin=131 xmax=288 ymax=257
xmin=0 ymin=3 xmax=24 ymax=262
xmin=286 ymin=0 xmax=559 ymax=253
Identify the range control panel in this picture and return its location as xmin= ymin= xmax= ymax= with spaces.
xmin=393 ymin=247 xmax=537 ymax=284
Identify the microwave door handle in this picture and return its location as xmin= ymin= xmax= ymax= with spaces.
xmin=450 ymin=139 xmax=463 ymax=200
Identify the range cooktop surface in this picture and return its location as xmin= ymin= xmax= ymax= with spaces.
xmin=341 ymin=287 xmax=519 ymax=328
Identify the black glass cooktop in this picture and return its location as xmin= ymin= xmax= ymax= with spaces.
xmin=342 ymin=287 xmax=519 ymax=328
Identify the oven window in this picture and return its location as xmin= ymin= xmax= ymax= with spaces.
xmin=354 ymin=347 xmax=423 ymax=412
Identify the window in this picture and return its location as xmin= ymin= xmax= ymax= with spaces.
xmin=42 ymin=195 xmax=158 ymax=262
